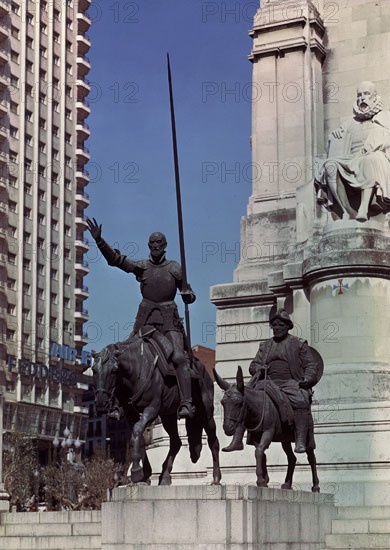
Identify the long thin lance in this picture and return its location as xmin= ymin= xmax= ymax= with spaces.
xmin=167 ymin=53 xmax=192 ymax=355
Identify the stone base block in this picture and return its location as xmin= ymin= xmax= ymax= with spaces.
xmin=101 ymin=485 xmax=336 ymax=549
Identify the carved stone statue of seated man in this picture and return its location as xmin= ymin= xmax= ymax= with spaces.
xmin=316 ymin=81 xmax=390 ymax=222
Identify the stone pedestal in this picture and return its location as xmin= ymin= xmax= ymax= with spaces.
xmin=101 ymin=485 xmax=336 ymax=549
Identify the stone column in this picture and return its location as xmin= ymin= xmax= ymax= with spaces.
xmin=0 ymin=391 xmax=10 ymax=511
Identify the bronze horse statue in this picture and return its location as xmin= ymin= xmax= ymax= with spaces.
xmin=214 ymin=366 xmax=320 ymax=492
xmin=92 ymin=335 xmax=221 ymax=485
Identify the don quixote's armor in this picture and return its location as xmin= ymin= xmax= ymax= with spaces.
xmin=87 ymin=220 xmax=196 ymax=419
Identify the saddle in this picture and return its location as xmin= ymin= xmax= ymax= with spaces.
xmin=138 ymin=326 xmax=199 ymax=379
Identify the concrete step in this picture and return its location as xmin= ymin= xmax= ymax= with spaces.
xmin=325 ymin=533 xmax=390 ymax=549
xmin=0 ymin=534 xmax=101 ymax=549
xmin=332 ymin=519 xmax=390 ymax=535
xmin=336 ymin=507 xmax=390 ymax=520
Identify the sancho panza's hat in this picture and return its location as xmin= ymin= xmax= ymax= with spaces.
xmin=269 ymin=308 xmax=294 ymax=330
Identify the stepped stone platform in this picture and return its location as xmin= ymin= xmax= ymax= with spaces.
xmin=101 ymin=485 xmax=336 ymax=549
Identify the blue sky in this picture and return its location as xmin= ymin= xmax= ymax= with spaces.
xmin=84 ymin=1 xmax=258 ymax=351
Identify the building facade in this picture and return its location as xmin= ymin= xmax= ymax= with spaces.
xmin=0 ymin=0 xmax=91 ymax=462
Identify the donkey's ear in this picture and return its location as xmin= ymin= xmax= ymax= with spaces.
xmin=237 ymin=366 xmax=244 ymax=394
xmin=213 ymin=368 xmax=230 ymax=391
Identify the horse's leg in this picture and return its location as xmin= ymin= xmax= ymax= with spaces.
xmin=255 ymin=430 xmax=273 ymax=487
xmin=131 ymin=403 xmax=160 ymax=483
xmin=203 ymin=416 xmax=221 ymax=485
xmin=281 ymin=441 xmax=297 ymax=490
xmin=306 ymin=447 xmax=320 ymax=493
xmin=262 ymin=453 xmax=269 ymax=485
xmin=158 ymin=414 xmax=182 ymax=486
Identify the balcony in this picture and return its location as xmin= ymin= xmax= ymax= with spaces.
xmin=75 ymin=215 xmax=88 ymax=229
xmin=76 ymin=78 xmax=91 ymax=99
xmin=76 ymin=169 xmax=89 ymax=184
xmin=75 ymin=191 xmax=90 ymax=207
xmin=75 ymin=238 xmax=89 ymax=251
xmin=75 ymin=259 xmax=89 ymax=275
xmin=0 ymin=175 xmax=6 ymax=187
xmin=76 ymin=100 xmax=91 ymax=119
xmin=0 ymin=150 xmax=7 ymax=163
xmin=0 ymin=0 xmax=9 ymax=15
xmin=0 ymin=46 xmax=7 ymax=64
xmin=74 ymin=307 xmax=89 ymax=321
xmin=78 ymin=0 xmax=91 ymax=12
xmin=0 ymin=124 xmax=7 ymax=139
xmin=77 ymin=12 xmax=91 ymax=33
xmin=74 ymin=332 xmax=89 ymax=346
xmin=73 ymin=405 xmax=89 ymax=415
xmin=0 ymin=21 xmax=9 ymax=41
xmin=0 ymin=73 xmax=9 ymax=89
xmin=76 ymin=124 xmax=90 ymax=145
xmin=77 ymin=55 xmax=91 ymax=78
xmin=0 ymin=98 xmax=7 ymax=114
xmin=76 ymin=146 xmax=90 ymax=165
xmin=77 ymin=33 xmax=91 ymax=55
xmin=74 ymin=285 xmax=89 ymax=299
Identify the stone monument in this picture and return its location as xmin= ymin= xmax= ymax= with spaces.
xmin=211 ymin=0 xmax=390 ymax=506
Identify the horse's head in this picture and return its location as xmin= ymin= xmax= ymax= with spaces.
xmin=92 ymin=346 xmax=119 ymax=413
xmin=214 ymin=366 xmax=244 ymax=436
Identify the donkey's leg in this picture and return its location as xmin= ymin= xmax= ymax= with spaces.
xmin=159 ymin=414 xmax=182 ymax=486
xmin=131 ymin=402 xmax=160 ymax=483
xmin=306 ymin=447 xmax=320 ymax=493
xmin=281 ymin=441 xmax=297 ymax=490
xmin=255 ymin=430 xmax=273 ymax=487
xmin=203 ymin=416 xmax=221 ymax=485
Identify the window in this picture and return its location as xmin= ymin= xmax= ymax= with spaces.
xmin=24 ymin=232 xmax=31 ymax=243
xmin=52 ymin=172 xmax=59 ymax=183
xmin=51 ymin=244 xmax=58 ymax=255
xmin=39 ymin=142 xmax=46 ymax=153
xmin=26 ymin=60 xmax=33 ymax=72
xmin=66 ymin=18 xmax=72 ymax=30
xmin=38 ymin=190 xmax=45 ymax=201
xmin=25 ymin=159 xmax=32 ymax=171
xmin=23 ymin=283 xmax=31 ymax=295
xmin=9 ymin=225 xmax=17 ymax=237
xmin=38 ymin=165 xmax=45 ymax=177
xmin=38 ymin=288 xmax=44 ymax=299
xmin=7 ymin=329 xmax=16 ymax=341
xmin=64 ymin=248 xmax=71 ymax=260
xmin=53 ymin=125 xmax=59 ymax=137
xmin=65 ymin=179 xmax=72 ymax=190
xmin=52 ymin=219 xmax=58 ymax=231
xmin=10 ymin=102 xmax=18 ymax=114
xmin=26 ymin=84 xmax=33 ymax=96
xmin=22 ymin=333 xmax=30 ymax=345
xmin=38 ymin=214 xmax=45 ymax=225
xmin=51 ymin=269 xmax=58 ymax=280
xmin=54 ymin=55 xmax=60 ymax=66
xmin=65 ymin=225 xmax=71 ymax=236
xmin=25 ymin=110 xmax=33 ymax=121
xmin=37 ymin=338 xmax=44 ymax=351
xmin=25 ymin=183 xmax=32 ymax=195
xmin=23 ymin=308 xmax=30 ymax=320
xmin=8 ymin=253 xmax=16 ymax=265
xmin=64 ymin=298 xmax=70 ymax=308
xmin=51 ymin=293 xmax=57 ymax=304
xmin=24 ymin=207 xmax=32 ymax=219
xmin=54 ymin=8 xmax=60 ymax=21
xmin=9 ymin=150 xmax=17 ymax=162
xmin=53 ymin=101 xmax=60 ymax=112
xmin=38 ymin=238 xmax=45 ymax=250
xmin=40 ymin=69 xmax=46 ymax=80
xmin=9 ymin=176 xmax=18 ymax=188
xmin=7 ymin=304 xmax=16 ymax=316
xmin=10 ymin=126 xmax=18 ymax=138
xmin=26 ymin=12 xmax=34 ymax=24
xmin=11 ymin=26 xmax=19 ymax=38
xmin=10 ymin=75 xmax=19 ymax=88
xmin=8 ymin=200 xmax=17 ymax=213
xmin=39 ymin=93 xmax=46 ymax=105
xmin=66 ymin=63 xmax=72 ymax=75
xmin=54 ymin=32 xmax=60 ymax=44
xmin=52 ymin=196 xmax=59 ymax=208
xmin=11 ymin=2 xmax=19 ymax=15
xmin=10 ymin=50 xmax=19 ymax=63
xmin=26 ymin=37 xmax=33 ymax=48
xmin=37 ymin=314 xmax=44 ymax=325
xmin=65 ymin=202 xmax=72 ymax=213
xmin=7 ymin=278 xmax=16 ymax=290
xmin=66 ymin=86 xmax=72 ymax=98
xmin=52 ymin=149 xmax=59 ymax=160
xmin=40 ymin=47 xmax=47 ymax=59
xmin=66 ymin=41 xmax=72 ymax=53
xmin=65 ymin=133 xmax=72 ymax=145
xmin=41 ymin=23 xmax=47 ymax=35
xmin=23 ymin=258 xmax=31 ymax=271
xmin=38 ymin=264 xmax=44 ymax=275
xmin=25 ymin=134 xmax=33 ymax=146
xmin=39 ymin=117 xmax=46 ymax=129
xmin=65 ymin=274 xmax=71 ymax=285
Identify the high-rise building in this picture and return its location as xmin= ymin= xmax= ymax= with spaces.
xmin=0 ymin=0 xmax=91 ymax=462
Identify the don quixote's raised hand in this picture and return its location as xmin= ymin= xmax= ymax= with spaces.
xmin=86 ymin=217 xmax=102 ymax=242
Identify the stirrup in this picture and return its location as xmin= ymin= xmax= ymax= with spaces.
xmin=177 ymin=401 xmax=195 ymax=419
